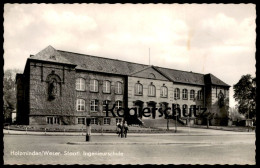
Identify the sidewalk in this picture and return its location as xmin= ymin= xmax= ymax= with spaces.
xmin=3 ymin=127 xmax=255 ymax=136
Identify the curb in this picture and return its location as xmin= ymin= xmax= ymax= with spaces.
xmin=67 ymin=141 xmax=253 ymax=145
xmin=67 ymin=142 xmax=214 ymax=145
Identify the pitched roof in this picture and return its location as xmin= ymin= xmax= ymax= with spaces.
xmin=204 ymin=73 xmax=230 ymax=87
xmin=129 ymin=66 xmax=169 ymax=81
xmin=29 ymin=45 xmax=73 ymax=65
xmin=57 ymin=50 xmax=148 ymax=75
xmin=28 ymin=46 xmax=230 ymax=87
xmin=155 ymin=66 xmax=205 ymax=85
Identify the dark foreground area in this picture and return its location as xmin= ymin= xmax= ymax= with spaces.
xmin=4 ymin=130 xmax=255 ymax=165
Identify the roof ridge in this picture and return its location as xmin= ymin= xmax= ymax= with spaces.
xmin=57 ymin=50 xmax=149 ymax=67
xmin=58 ymin=49 xmax=206 ymax=75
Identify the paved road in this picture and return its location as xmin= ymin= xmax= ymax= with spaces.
xmin=4 ymin=130 xmax=255 ymax=165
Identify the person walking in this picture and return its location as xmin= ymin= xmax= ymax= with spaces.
xmin=116 ymin=122 xmax=122 ymax=137
xmin=120 ymin=121 xmax=124 ymax=138
xmin=124 ymin=121 xmax=128 ymax=138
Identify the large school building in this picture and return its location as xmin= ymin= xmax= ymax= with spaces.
xmin=16 ymin=46 xmax=230 ymax=126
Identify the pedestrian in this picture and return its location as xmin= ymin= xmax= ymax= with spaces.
xmin=124 ymin=121 xmax=128 ymax=138
xmin=120 ymin=121 xmax=124 ymax=138
xmin=116 ymin=122 xmax=122 ymax=137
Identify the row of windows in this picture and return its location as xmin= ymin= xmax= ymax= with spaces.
xmin=77 ymin=117 xmax=122 ymax=125
xmin=135 ymin=82 xmax=168 ymax=97
xmin=134 ymin=82 xmax=203 ymax=100
xmin=76 ymin=78 xmax=123 ymax=94
xmin=173 ymin=104 xmax=203 ymax=114
xmin=174 ymin=89 xmax=203 ymax=100
xmin=46 ymin=117 xmax=60 ymax=124
xmin=76 ymin=99 xmax=122 ymax=112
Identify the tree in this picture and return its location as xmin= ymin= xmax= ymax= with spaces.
xmin=3 ymin=68 xmax=22 ymax=123
xmin=233 ymin=74 xmax=256 ymax=119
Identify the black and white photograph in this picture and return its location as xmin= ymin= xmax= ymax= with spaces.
xmin=3 ymin=3 xmax=256 ymax=165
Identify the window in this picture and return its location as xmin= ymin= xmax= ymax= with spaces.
xmin=183 ymin=104 xmax=188 ymax=115
xmin=47 ymin=117 xmax=59 ymax=124
xmin=115 ymin=82 xmax=123 ymax=94
xmin=134 ymin=82 xmax=143 ymax=95
xmin=47 ymin=117 xmax=53 ymax=124
xmin=190 ymin=90 xmax=195 ymax=99
xmin=54 ymin=117 xmax=60 ymax=124
xmin=174 ymin=88 xmax=180 ymax=99
xmin=160 ymin=85 xmax=168 ymax=98
xmin=103 ymin=100 xmax=110 ymax=112
xmin=78 ymin=118 xmax=85 ymax=124
xmin=91 ymin=118 xmax=98 ymax=125
xmin=176 ymin=104 xmax=180 ymax=109
xmin=90 ymin=79 xmax=98 ymax=92
xmin=115 ymin=100 xmax=123 ymax=111
xmin=90 ymin=100 xmax=98 ymax=112
xmin=197 ymin=90 xmax=203 ymax=100
xmin=182 ymin=89 xmax=188 ymax=99
xmin=116 ymin=118 xmax=122 ymax=124
xmin=173 ymin=104 xmax=180 ymax=109
xmin=197 ymin=105 xmax=202 ymax=114
xmin=76 ymin=78 xmax=85 ymax=91
xmin=104 ymin=118 xmax=111 ymax=125
xmin=190 ymin=105 xmax=195 ymax=116
xmin=76 ymin=99 xmax=85 ymax=111
xmin=148 ymin=83 xmax=156 ymax=96
xmin=103 ymin=81 xmax=111 ymax=93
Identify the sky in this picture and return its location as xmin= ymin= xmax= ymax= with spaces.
xmin=3 ymin=4 xmax=256 ymax=108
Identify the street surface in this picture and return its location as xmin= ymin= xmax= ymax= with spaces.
xmin=4 ymin=128 xmax=255 ymax=165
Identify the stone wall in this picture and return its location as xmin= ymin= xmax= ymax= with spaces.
xmin=29 ymin=61 xmax=76 ymax=125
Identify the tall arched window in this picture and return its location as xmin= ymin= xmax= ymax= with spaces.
xmin=197 ymin=90 xmax=203 ymax=100
xmin=76 ymin=99 xmax=85 ymax=111
xmin=115 ymin=82 xmax=123 ymax=94
xmin=134 ymin=81 xmax=143 ymax=95
xmin=148 ymin=83 xmax=156 ymax=97
xmin=182 ymin=104 xmax=188 ymax=115
xmin=160 ymin=84 xmax=168 ymax=98
xmin=190 ymin=105 xmax=195 ymax=116
xmin=174 ymin=88 xmax=180 ymax=99
xmin=103 ymin=80 xmax=111 ymax=93
xmin=182 ymin=89 xmax=188 ymax=99
xmin=190 ymin=90 xmax=195 ymax=99
xmin=90 ymin=79 xmax=99 ymax=92
xmin=76 ymin=78 xmax=85 ymax=91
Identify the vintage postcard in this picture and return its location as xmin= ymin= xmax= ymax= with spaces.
xmin=3 ymin=3 xmax=256 ymax=165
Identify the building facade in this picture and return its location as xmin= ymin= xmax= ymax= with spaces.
xmin=16 ymin=46 xmax=230 ymax=126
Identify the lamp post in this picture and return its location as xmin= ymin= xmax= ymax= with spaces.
xmin=207 ymin=111 xmax=210 ymax=129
